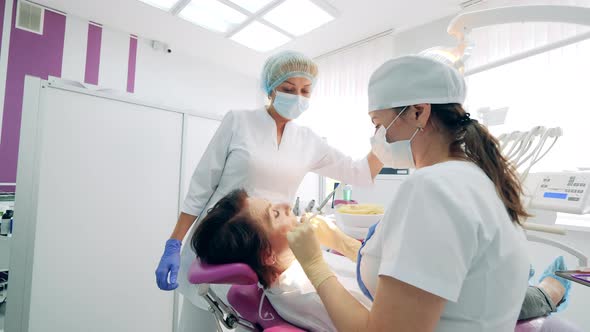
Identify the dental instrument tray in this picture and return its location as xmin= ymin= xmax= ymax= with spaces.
xmin=555 ymin=270 xmax=590 ymax=288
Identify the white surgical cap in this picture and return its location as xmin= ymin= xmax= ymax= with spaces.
xmin=368 ymin=55 xmax=466 ymax=112
xmin=261 ymin=51 xmax=318 ymax=96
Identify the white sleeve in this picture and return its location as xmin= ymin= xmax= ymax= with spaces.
xmin=377 ymin=175 xmax=479 ymax=302
xmin=309 ymin=132 xmax=373 ymax=186
xmin=181 ymin=111 xmax=234 ymax=217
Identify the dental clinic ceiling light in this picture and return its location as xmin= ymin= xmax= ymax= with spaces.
xmin=230 ymin=20 xmax=290 ymax=52
xmin=136 ymin=0 xmax=338 ymax=52
xmin=263 ymin=0 xmax=334 ymax=36
xmin=179 ymin=0 xmax=247 ymax=33
xmin=137 ymin=0 xmax=177 ymax=11
xmin=228 ymin=0 xmax=274 ymax=14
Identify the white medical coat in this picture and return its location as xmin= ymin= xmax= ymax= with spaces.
xmin=178 ymin=108 xmax=373 ymax=306
xmin=359 ymin=161 xmax=530 ymax=332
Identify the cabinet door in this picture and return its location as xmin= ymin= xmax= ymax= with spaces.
xmin=28 ymin=88 xmax=182 ymax=332
xmin=179 ymin=114 xmax=221 ymax=211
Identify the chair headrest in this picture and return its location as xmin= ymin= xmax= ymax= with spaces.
xmin=188 ymin=260 xmax=259 ymax=285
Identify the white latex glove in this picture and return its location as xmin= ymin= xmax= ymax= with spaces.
xmin=287 ymin=215 xmax=335 ymax=289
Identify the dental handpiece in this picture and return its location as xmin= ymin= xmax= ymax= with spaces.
xmin=305 ymin=200 xmax=316 ymax=213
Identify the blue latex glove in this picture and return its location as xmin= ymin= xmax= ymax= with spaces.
xmin=155 ymin=239 xmax=182 ymax=291
xmin=538 ymin=256 xmax=572 ymax=312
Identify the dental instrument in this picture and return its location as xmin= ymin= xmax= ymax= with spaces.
xmin=316 ymin=183 xmax=340 ymax=215
xmin=304 ymin=200 xmax=316 ymax=213
xmin=293 ymin=197 xmax=301 ymax=217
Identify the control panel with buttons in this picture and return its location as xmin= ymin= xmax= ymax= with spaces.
xmin=531 ymin=172 xmax=590 ymax=214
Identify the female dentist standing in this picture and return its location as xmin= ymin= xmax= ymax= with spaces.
xmin=154 ymin=51 xmax=383 ymax=331
xmin=288 ymin=55 xmax=531 ymax=332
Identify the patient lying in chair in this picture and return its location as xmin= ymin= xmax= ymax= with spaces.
xmin=191 ymin=189 xmax=571 ymax=332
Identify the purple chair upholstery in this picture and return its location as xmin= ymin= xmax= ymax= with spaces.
xmin=188 ymin=260 xmax=306 ymax=332
xmin=515 ymin=315 xmax=582 ymax=332
xmin=516 ymin=317 xmax=547 ymax=332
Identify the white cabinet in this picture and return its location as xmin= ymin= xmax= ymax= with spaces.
xmin=6 ymin=77 xmax=221 ymax=332
xmin=0 ymin=237 xmax=9 ymax=271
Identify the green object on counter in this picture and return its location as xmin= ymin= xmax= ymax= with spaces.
xmin=343 ymin=184 xmax=352 ymax=201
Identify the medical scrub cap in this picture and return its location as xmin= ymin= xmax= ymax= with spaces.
xmin=368 ymin=55 xmax=466 ymax=112
xmin=261 ymin=50 xmax=318 ymax=96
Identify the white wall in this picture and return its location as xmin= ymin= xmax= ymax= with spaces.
xmin=134 ymin=38 xmax=262 ymax=118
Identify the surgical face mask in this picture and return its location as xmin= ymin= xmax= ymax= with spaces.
xmin=370 ymin=107 xmax=420 ymax=169
xmin=272 ymin=91 xmax=310 ymax=120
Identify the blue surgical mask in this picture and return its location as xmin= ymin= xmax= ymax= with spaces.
xmin=272 ymin=91 xmax=310 ymax=120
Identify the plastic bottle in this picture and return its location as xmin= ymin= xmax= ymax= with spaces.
xmin=343 ymin=184 xmax=352 ymax=201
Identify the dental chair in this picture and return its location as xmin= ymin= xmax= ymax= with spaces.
xmin=188 ymin=260 xmax=305 ymax=332
xmin=188 ymin=259 xmax=580 ymax=332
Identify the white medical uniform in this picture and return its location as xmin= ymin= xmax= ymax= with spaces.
xmin=359 ymin=161 xmax=530 ymax=332
xmin=178 ymin=108 xmax=373 ymax=308
xmin=267 ymin=252 xmax=371 ymax=332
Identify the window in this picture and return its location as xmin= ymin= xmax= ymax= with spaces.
xmin=465 ymin=33 xmax=590 ymax=229
xmin=465 ymin=37 xmax=590 ymax=172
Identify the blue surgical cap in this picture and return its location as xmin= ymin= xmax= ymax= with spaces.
xmin=261 ymin=51 xmax=318 ymax=96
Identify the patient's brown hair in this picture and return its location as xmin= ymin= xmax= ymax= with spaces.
xmin=191 ymin=189 xmax=280 ymax=288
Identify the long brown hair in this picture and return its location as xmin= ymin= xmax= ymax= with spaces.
xmin=426 ymin=103 xmax=530 ymax=224
xmin=191 ymin=189 xmax=280 ymax=287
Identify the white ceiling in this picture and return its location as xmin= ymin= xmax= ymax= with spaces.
xmin=34 ymin=0 xmax=465 ymax=78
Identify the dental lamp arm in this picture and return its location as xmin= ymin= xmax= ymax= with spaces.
xmin=448 ymin=5 xmax=590 ymax=42
xmin=526 ymin=232 xmax=588 ymax=267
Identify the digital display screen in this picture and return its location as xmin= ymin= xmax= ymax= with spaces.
xmin=543 ymin=192 xmax=568 ymax=199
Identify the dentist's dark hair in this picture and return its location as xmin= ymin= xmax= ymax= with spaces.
xmin=395 ymin=103 xmax=530 ymax=224
xmin=191 ymin=189 xmax=280 ymax=288
xmin=432 ymin=103 xmax=530 ymax=224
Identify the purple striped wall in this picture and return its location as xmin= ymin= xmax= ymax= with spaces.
xmin=0 ymin=0 xmax=6 ymax=190
xmin=0 ymin=1 xmax=66 ymax=187
xmin=0 ymin=2 xmax=141 ymax=189
xmin=84 ymin=23 xmax=102 ymax=85
xmin=127 ymin=36 xmax=137 ymax=93
xmin=0 ymin=0 xmax=5 ymax=54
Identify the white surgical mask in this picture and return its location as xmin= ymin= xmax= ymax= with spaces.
xmin=370 ymin=106 xmax=420 ymax=169
xmin=273 ymin=91 xmax=310 ymax=120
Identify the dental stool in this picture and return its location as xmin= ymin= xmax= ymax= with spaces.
xmin=188 ymin=260 xmax=306 ymax=332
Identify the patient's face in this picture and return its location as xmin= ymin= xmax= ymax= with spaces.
xmin=246 ymin=197 xmax=297 ymax=251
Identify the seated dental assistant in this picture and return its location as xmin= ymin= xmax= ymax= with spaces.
xmin=154 ymin=50 xmax=383 ymax=331
xmin=287 ymin=55 xmax=531 ymax=332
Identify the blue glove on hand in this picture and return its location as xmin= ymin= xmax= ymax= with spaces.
xmin=155 ymin=239 xmax=182 ymax=291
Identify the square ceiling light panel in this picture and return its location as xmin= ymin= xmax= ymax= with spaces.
xmin=231 ymin=21 xmax=291 ymax=52
xmin=228 ymin=0 xmax=274 ymax=13
xmin=263 ymin=0 xmax=334 ymax=36
xmin=179 ymin=0 xmax=248 ymax=33
xmin=137 ymin=0 xmax=179 ymax=11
